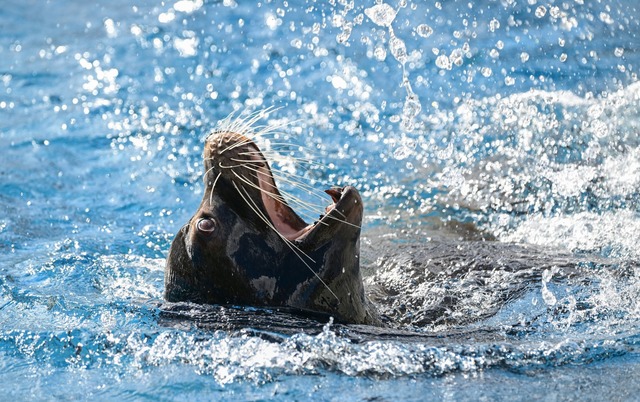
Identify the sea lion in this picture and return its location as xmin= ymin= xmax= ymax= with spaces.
xmin=164 ymin=113 xmax=380 ymax=325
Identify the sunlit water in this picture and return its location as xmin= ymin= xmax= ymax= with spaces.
xmin=1 ymin=0 xmax=639 ymax=400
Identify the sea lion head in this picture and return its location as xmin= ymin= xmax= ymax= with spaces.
xmin=165 ymin=113 xmax=377 ymax=324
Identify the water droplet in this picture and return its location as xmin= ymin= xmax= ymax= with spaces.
xmin=590 ymin=119 xmax=609 ymax=138
xmin=614 ymin=47 xmax=624 ymax=57
xmin=481 ymin=67 xmax=492 ymax=77
xmin=401 ymin=93 xmax=421 ymax=131
xmin=389 ymin=35 xmax=407 ymax=64
xmin=450 ymin=49 xmax=464 ymax=66
xmin=535 ymin=5 xmax=547 ymax=18
xmin=173 ymin=36 xmax=199 ymax=57
xmin=489 ymin=19 xmax=500 ymax=32
xmin=330 ymin=75 xmax=348 ymax=90
xmin=174 ymin=0 xmax=204 ymax=13
xmin=587 ymin=104 xmax=604 ymax=119
xmin=416 ymin=24 xmax=433 ymax=38
xmin=520 ymin=52 xmax=530 ymax=63
xmin=440 ymin=166 xmax=465 ymax=188
xmin=265 ymin=13 xmax=279 ymax=30
xmin=364 ymin=3 xmax=397 ymax=27
xmin=435 ymin=54 xmax=452 ymax=70
xmin=374 ymin=46 xmax=387 ymax=61
xmin=337 ymin=23 xmax=353 ymax=43
xmin=393 ymin=145 xmax=412 ymax=160
xmin=332 ymin=14 xmax=345 ymax=28
xmin=541 ymin=284 xmax=556 ymax=306
xmin=559 ymin=53 xmax=567 ymax=62
xmin=541 ymin=267 xmax=558 ymax=306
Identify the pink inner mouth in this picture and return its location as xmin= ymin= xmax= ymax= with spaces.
xmin=255 ymin=162 xmax=340 ymax=241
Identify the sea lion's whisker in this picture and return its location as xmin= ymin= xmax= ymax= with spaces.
xmin=202 ymin=165 xmax=221 ymax=206
xmin=230 ymin=170 xmax=288 ymax=205
xmin=268 ymin=170 xmax=329 ymax=197
xmin=238 ymin=142 xmax=309 ymax=152
xmin=230 ymin=170 xmax=327 ymax=225
xmin=324 ymin=212 xmax=362 ymax=229
xmin=219 ymin=107 xmax=277 ymax=134
xmin=241 ymin=172 xmax=330 ymax=227
xmin=208 ymin=171 xmax=222 ymax=206
xmin=218 ymin=162 xmax=260 ymax=169
xmin=232 ymin=181 xmax=312 ymax=262
xmin=213 ymin=109 xmax=275 ymax=153
xmin=232 ymin=182 xmax=340 ymax=303
xmin=221 ymin=119 xmax=286 ymax=146
xmin=230 ymin=162 xmax=329 ymax=213
xmin=224 ymin=120 xmax=297 ymax=153
xmin=202 ymin=164 xmax=217 ymax=181
xmin=228 ymin=159 xmax=325 ymax=200
xmin=241 ymin=150 xmax=327 ymax=169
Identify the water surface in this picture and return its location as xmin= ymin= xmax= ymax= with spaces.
xmin=1 ymin=0 xmax=639 ymax=400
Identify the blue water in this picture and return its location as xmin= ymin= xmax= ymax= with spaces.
xmin=2 ymin=0 xmax=640 ymax=400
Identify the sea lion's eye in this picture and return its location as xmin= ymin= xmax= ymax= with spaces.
xmin=196 ymin=218 xmax=216 ymax=234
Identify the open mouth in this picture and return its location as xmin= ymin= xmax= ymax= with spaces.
xmin=205 ymin=130 xmax=361 ymax=243
xmin=259 ymin=175 xmax=354 ymax=242
xmin=241 ymin=149 xmax=358 ymax=242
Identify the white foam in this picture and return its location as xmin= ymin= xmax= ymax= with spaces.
xmin=501 ymin=210 xmax=640 ymax=259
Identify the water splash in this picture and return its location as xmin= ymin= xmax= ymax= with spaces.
xmin=364 ymin=3 xmax=396 ymax=28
